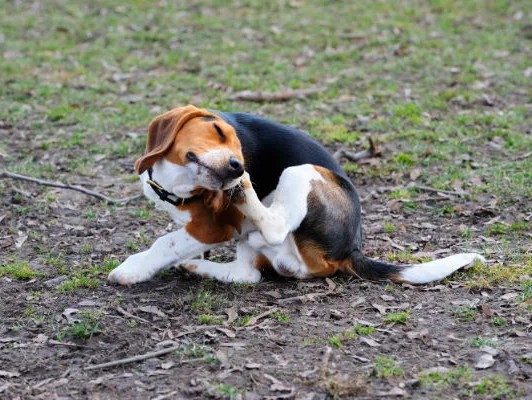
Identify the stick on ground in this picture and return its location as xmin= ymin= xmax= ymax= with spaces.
xmin=84 ymin=344 xmax=182 ymax=371
xmin=333 ymin=137 xmax=381 ymax=162
xmin=229 ymin=86 xmax=324 ymax=102
xmin=0 ymin=170 xmax=141 ymax=205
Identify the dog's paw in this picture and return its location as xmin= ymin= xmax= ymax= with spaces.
xmin=247 ymin=231 xmax=268 ymax=249
xmin=259 ymin=215 xmax=289 ymax=246
xmin=107 ymin=253 xmax=153 ymax=285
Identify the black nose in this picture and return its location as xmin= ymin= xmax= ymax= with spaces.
xmin=227 ymin=157 xmax=244 ymax=178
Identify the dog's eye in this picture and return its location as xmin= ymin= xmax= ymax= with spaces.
xmin=214 ymin=123 xmax=226 ymax=142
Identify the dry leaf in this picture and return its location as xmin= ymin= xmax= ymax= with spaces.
xmin=325 ymin=277 xmax=336 ymax=291
xmin=224 ymin=307 xmax=238 ymax=326
xmin=359 ymin=336 xmax=380 ymax=347
xmin=216 ymin=327 xmax=236 ymax=338
xmin=15 ymin=231 xmax=28 ymax=248
xmin=0 ymin=370 xmax=20 ymax=378
xmin=138 ymin=306 xmax=166 ymax=318
xmin=350 ymin=297 xmax=366 ymax=307
xmin=62 ymin=308 xmax=80 ymax=323
xmin=480 ymin=304 xmax=493 ymax=317
xmin=500 ymin=292 xmax=518 ymax=301
xmin=214 ymin=350 xmax=230 ymax=369
xmin=475 ymin=353 xmax=495 ymax=369
xmin=406 ymin=328 xmax=429 ymax=340
xmin=372 ymin=303 xmax=387 ymax=314
xmin=160 ymin=361 xmax=175 ymax=370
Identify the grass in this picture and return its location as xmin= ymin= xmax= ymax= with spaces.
xmin=451 ymin=260 xmax=532 ymax=289
xmin=474 ymin=375 xmax=516 ymax=399
xmin=374 ymin=355 xmax=403 ymax=378
xmin=57 ymin=309 xmax=103 ymax=341
xmin=191 ymin=290 xmax=225 ymax=314
xmin=470 ymin=337 xmax=498 ymax=348
xmin=0 ymin=262 xmax=41 ymax=280
xmin=213 ymin=383 xmax=239 ymax=400
xmin=0 ymin=0 xmax=530 ymax=396
xmin=328 ymin=324 xmax=377 ymax=348
xmin=419 ymin=365 xmax=473 ymax=388
xmin=271 ymin=310 xmax=291 ymax=323
xmin=453 ymin=306 xmax=479 ymax=322
xmin=198 ymin=314 xmax=224 ymax=325
xmin=383 ymin=310 xmax=410 ymax=324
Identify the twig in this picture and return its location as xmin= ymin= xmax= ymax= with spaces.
xmin=413 ymin=185 xmax=463 ymax=197
xmin=116 ymin=306 xmax=150 ymax=325
xmin=333 ymin=137 xmax=380 ymax=162
xmin=48 ymin=339 xmax=94 ymax=349
xmin=84 ymin=344 xmax=182 ymax=371
xmin=228 ymin=86 xmax=324 ymax=102
xmin=277 ymin=291 xmax=332 ymax=305
xmin=243 ymin=308 xmax=279 ymax=328
xmin=0 ymin=170 xmax=142 ymax=205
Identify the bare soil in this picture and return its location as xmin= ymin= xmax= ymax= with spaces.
xmin=1 ymin=131 xmax=530 ymax=400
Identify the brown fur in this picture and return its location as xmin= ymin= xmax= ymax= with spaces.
xmin=179 ymin=188 xmax=244 ymax=245
xmin=255 ymin=254 xmax=274 ymax=272
xmin=135 ymin=105 xmax=243 ymax=174
xmin=296 ymin=239 xmax=352 ymax=277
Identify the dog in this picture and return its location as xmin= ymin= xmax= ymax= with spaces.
xmin=108 ymin=105 xmax=484 ymax=285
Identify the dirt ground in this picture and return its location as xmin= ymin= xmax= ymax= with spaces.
xmin=1 ymin=134 xmax=531 ymax=399
xmin=1 ymin=1 xmax=531 ymax=399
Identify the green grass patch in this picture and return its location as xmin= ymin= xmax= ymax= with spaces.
xmin=191 ymin=290 xmax=225 ymax=314
xmin=383 ymin=310 xmax=410 ymax=324
xmin=374 ymin=355 xmax=403 ymax=378
xmin=419 ymin=365 xmax=473 ymax=388
xmin=453 ymin=306 xmax=479 ymax=322
xmin=57 ymin=275 xmax=99 ymax=293
xmin=328 ymin=335 xmax=342 ymax=348
xmin=198 ymin=314 xmax=224 ymax=325
xmin=57 ymin=309 xmax=103 ymax=341
xmin=491 ymin=316 xmax=506 ymax=326
xmin=474 ymin=375 xmax=516 ymax=399
xmin=0 ymin=262 xmax=41 ymax=280
xmin=385 ymin=251 xmax=430 ymax=264
xmin=271 ymin=310 xmax=291 ymax=323
xmin=213 ymin=383 xmax=239 ymax=400
xmin=354 ymin=324 xmax=377 ymax=336
xmin=486 ymin=220 xmax=529 ymax=236
xmin=452 ymin=260 xmax=531 ymax=289
xmin=470 ymin=337 xmax=498 ymax=348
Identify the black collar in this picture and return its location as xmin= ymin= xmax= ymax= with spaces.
xmin=146 ymin=167 xmax=199 ymax=206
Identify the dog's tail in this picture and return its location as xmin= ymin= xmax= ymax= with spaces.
xmin=348 ymin=250 xmax=485 ymax=284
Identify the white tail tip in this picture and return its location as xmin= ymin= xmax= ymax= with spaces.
xmin=400 ymin=253 xmax=486 ymax=284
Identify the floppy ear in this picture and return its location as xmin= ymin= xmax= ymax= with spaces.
xmin=134 ymin=105 xmax=213 ymax=174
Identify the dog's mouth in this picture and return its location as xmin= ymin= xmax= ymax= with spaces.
xmin=186 ymin=151 xmax=244 ymax=191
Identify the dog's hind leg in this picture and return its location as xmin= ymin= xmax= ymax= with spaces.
xmin=179 ymin=241 xmax=262 ymax=283
xmin=235 ymin=165 xmax=324 ymax=245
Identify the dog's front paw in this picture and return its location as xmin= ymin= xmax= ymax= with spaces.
xmin=107 ymin=252 xmax=154 ymax=285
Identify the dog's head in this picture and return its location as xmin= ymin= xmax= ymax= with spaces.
xmin=135 ymin=105 xmax=245 ymax=191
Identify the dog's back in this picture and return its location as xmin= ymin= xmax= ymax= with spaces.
xmin=213 ymin=111 xmax=347 ymax=199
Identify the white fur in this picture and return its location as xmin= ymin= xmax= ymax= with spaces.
xmin=181 ymin=241 xmax=261 ymax=283
xmin=236 ymin=165 xmax=324 ymax=245
xmin=108 ymin=229 xmax=213 ymax=285
xmin=400 ymin=253 xmax=486 ymax=284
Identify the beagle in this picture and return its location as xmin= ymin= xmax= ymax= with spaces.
xmin=108 ymin=105 xmax=484 ymax=285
